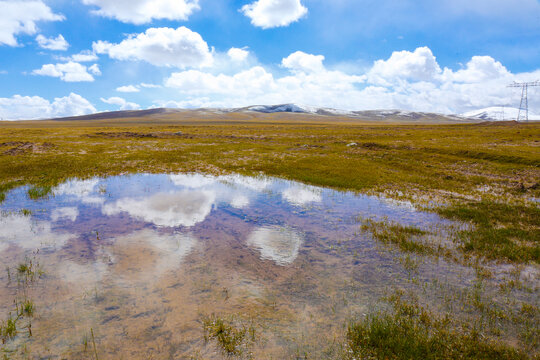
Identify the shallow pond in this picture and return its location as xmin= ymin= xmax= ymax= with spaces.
xmin=0 ymin=174 xmax=537 ymax=359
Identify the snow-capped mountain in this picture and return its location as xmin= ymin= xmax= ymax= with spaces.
xmin=461 ymin=107 xmax=540 ymax=121
xmin=235 ymin=103 xmax=355 ymax=116
xmin=233 ymin=104 xmax=467 ymax=121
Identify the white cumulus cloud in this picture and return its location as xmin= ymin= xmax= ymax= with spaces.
xmin=228 ymin=47 xmax=250 ymax=62
xmin=0 ymin=1 xmax=64 ymax=46
xmin=368 ymin=46 xmax=442 ymax=85
xmin=101 ymin=97 xmax=140 ymax=111
xmin=93 ymin=27 xmax=213 ymax=69
xmin=241 ymin=0 xmax=308 ymax=29
xmin=165 ymin=52 xmax=364 ymax=108
xmin=36 ymin=34 xmax=69 ymax=51
xmin=51 ymin=207 xmax=79 ymax=222
xmin=60 ymin=50 xmax=98 ymax=62
xmin=140 ymin=83 xmax=161 ymax=88
xmin=166 ymin=66 xmax=276 ymax=96
xmin=443 ymin=56 xmax=511 ymax=83
xmin=88 ymin=64 xmax=101 ymax=75
xmin=33 ymin=61 xmax=96 ymax=82
xmin=82 ymin=0 xmax=200 ymax=24
xmin=117 ymin=85 xmax=140 ymax=93
xmin=54 ymin=178 xmax=105 ymax=205
xmin=0 ymin=93 xmax=96 ymax=120
xmin=282 ymin=51 xmax=325 ymax=73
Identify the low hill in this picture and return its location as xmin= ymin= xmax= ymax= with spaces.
xmin=35 ymin=104 xmax=481 ymax=124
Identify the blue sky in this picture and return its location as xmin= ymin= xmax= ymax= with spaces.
xmin=1 ymin=0 xmax=539 ymax=119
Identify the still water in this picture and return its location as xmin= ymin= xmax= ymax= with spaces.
xmin=0 ymin=174 xmax=536 ymax=358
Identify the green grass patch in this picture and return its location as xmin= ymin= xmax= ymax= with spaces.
xmin=27 ymin=185 xmax=52 ymax=200
xmin=346 ymin=294 xmax=529 ymax=360
xmin=438 ymin=200 xmax=539 ymax=263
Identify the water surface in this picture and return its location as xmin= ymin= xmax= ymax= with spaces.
xmin=0 ymin=173 xmax=536 ymax=358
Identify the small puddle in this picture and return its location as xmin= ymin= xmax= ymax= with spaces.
xmin=0 ymin=173 xmax=537 ymax=358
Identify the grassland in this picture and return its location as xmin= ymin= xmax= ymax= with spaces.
xmin=0 ymin=115 xmax=537 ymax=263
xmin=0 ymin=114 xmax=538 ymax=358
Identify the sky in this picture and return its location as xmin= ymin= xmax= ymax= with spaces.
xmin=0 ymin=0 xmax=539 ymax=120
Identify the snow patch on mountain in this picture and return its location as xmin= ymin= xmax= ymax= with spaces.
xmin=461 ymin=107 xmax=540 ymax=121
xmin=239 ymin=103 xmax=355 ymax=116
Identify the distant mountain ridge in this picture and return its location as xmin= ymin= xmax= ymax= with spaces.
xmin=228 ymin=104 xmax=469 ymax=121
xmin=24 ymin=103 xmax=537 ymax=123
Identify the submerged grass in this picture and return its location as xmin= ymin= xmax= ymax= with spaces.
xmin=1 ymin=257 xmax=42 ymax=352
xmin=360 ymin=218 xmax=435 ymax=255
xmin=0 ymin=317 xmax=17 ymax=343
xmin=202 ymin=314 xmax=257 ymax=358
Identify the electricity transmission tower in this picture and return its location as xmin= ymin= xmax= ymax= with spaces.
xmin=507 ymin=81 xmax=540 ymax=122
xmin=491 ymin=104 xmax=511 ymax=121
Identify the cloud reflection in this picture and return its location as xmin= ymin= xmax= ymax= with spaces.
xmin=54 ymin=178 xmax=105 ymax=205
xmin=0 ymin=214 xmax=74 ymax=252
xmin=282 ymin=186 xmax=322 ymax=206
xmin=59 ymin=229 xmax=197 ymax=285
xmin=169 ymin=173 xmax=216 ymax=188
xmin=102 ymin=190 xmax=216 ymax=227
xmin=51 ymin=207 xmax=79 ymax=222
xmin=247 ymin=226 xmax=303 ymax=266
xmin=218 ymin=174 xmax=272 ymax=192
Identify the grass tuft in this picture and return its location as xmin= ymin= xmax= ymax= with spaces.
xmin=1 ymin=317 xmax=18 ymax=342
xmin=27 ymin=186 xmax=52 ymax=200
xmin=202 ymin=314 xmax=256 ymax=357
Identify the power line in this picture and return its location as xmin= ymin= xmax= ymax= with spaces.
xmin=507 ymin=81 xmax=540 ymax=122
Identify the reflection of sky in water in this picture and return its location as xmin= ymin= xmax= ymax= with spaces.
xmin=59 ymin=229 xmax=197 ymax=286
xmin=282 ymin=185 xmax=322 ymax=206
xmin=0 ymin=214 xmax=74 ymax=252
xmin=247 ymin=226 xmax=303 ymax=266
xmin=0 ymin=173 xmax=445 ymax=267
xmin=0 ymin=173 xmax=534 ymax=358
xmin=103 ymin=190 xmax=216 ymax=227
xmin=51 ymin=206 xmax=79 ymax=222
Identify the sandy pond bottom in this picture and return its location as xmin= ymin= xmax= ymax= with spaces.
xmin=0 ymin=174 xmax=537 ymax=359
